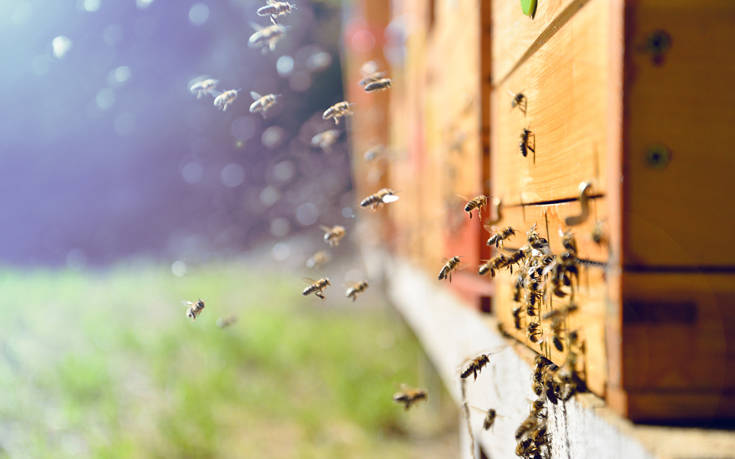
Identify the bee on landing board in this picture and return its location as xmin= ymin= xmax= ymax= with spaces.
xmin=345 ymin=281 xmax=368 ymax=301
xmin=249 ymin=91 xmax=278 ymax=116
xmin=302 ymin=277 xmax=331 ymax=299
xmin=184 ymin=299 xmax=206 ymax=320
xmin=320 ymin=225 xmax=346 ymax=247
xmin=393 ymin=385 xmax=428 ymax=410
xmin=486 ymin=226 xmax=516 ymax=248
xmin=248 ymin=23 xmax=287 ymax=53
xmin=213 ymin=89 xmax=241 ymax=111
xmin=438 ymin=256 xmax=461 ymax=282
xmin=520 ymin=128 xmax=535 ymax=157
xmin=462 ymin=195 xmax=487 ymax=219
xmin=322 ymin=101 xmax=353 ymax=125
xmin=507 ymin=89 xmax=527 ymax=114
xmin=189 ymin=78 xmax=219 ymax=99
xmin=360 ymin=188 xmax=399 ymax=210
xmin=256 ymin=0 xmax=295 ymax=24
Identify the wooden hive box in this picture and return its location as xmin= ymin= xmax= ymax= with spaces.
xmin=489 ymin=0 xmax=735 ymax=422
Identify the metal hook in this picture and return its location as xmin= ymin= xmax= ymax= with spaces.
xmin=564 ymin=182 xmax=592 ymax=227
xmin=485 ymin=197 xmax=503 ymax=225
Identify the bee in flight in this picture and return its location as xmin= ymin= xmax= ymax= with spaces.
xmin=248 ymin=22 xmax=287 ymax=53
xmin=189 ymin=78 xmax=219 ymax=99
xmin=322 ymin=101 xmax=353 ymax=125
xmin=305 ymin=250 xmax=330 ymax=269
xmin=310 ymin=129 xmax=340 ymax=151
xmin=213 ymin=89 xmax=241 ymax=112
xmin=320 ymin=225 xmax=346 ymax=247
xmin=508 ymin=90 xmax=527 ymax=114
xmin=364 ymin=78 xmax=392 ymax=92
xmin=345 ymin=281 xmax=369 ymax=302
xmin=256 ymin=0 xmax=295 ymax=24
xmin=249 ymin=91 xmax=278 ymax=115
xmin=438 ymin=256 xmax=461 ymax=282
xmin=216 ymin=315 xmax=238 ymax=329
xmin=478 ymin=253 xmax=508 ymax=277
xmin=486 ymin=225 xmax=516 ymax=248
xmin=360 ymin=188 xmax=399 ymax=210
xmin=460 ymin=353 xmax=490 ymax=380
xmin=393 ymin=385 xmax=428 ymax=410
xmin=463 ymin=194 xmax=487 ymax=219
xmin=302 ymin=277 xmax=331 ymax=299
xmin=184 ymin=299 xmax=206 ymax=320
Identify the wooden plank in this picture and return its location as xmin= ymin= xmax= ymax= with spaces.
xmin=622 ymin=0 xmax=735 ymax=267
xmin=494 ymin=263 xmax=608 ymax=396
xmin=490 ymin=0 xmax=609 ymax=205
xmin=495 ymin=198 xmax=610 ymax=262
xmin=491 ymin=0 xmax=587 ymax=84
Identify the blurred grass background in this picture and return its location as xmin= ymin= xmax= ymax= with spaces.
xmin=0 ymin=261 xmax=457 ymax=458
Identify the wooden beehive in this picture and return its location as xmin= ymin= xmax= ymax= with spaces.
xmin=347 ymin=0 xmax=735 ymax=423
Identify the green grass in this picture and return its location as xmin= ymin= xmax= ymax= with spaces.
xmin=0 ymin=262 xmax=456 ymax=458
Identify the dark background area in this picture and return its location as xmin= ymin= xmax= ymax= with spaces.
xmin=0 ymin=0 xmax=352 ymax=266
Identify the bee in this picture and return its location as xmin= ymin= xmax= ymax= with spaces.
xmin=482 ymin=408 xmax=498 ymax=430
xmin=364 ymin=78 xmax=392 ymax=92
xmin=463 ymin=195 xmax=487 ymax=219
xmin=392 ymin=385 xmax=428 ymax=410
xmin=515 ymin=415 xmax=538 ymax=440
xmin=460 ymin=353 xmax=490 ymax=380
xmin=520 ymin=128 xmax=535 ymax=157
xmin=526 ymin=224 xmax=549 ymax=251
xmin=438 ymin=256 xmax=461 ymax=282
xmin=508 ymin=90 xmax=527 ymax=113
xmin=359 ymin=60 xmax=387 ymax=87
xmin=529 ymin=399 xmax=547 ymax=420
xmin=527 ymin=322 xmax=542 ymax=343
xmin=249 ymin=91 xmax=278 ymax=115
xmin=345 ymin=281 xmax=368 ymax=301
xmin=305 ymin=250 xmax=330 ymax=269
xmin=512 ymin=305 xmax=523 ymax=330
xmin=256 ymin=0 xmax=295 ymax=24
xmin=592 ymin=220 xmax=607 ymax=245
xmin=322 ymin=101 xmax=353 ymax=125
xmin=320 ymin=225 xmax=346 ymax=247
xmin=213 ymin=89 xmax=241 ymax=111
xmin=360 ymin=188 xmax=399 ymax=209
xmin=478 ymin=254 xmax=507 ymax=277
xmin=486 ymin=226 xmax=516 ymax=248
xmin=526 ymin=280 xmax=544 ymax=311
xmin=512 ymin=274 xmax=524 ymax=302
xmin=310 ymin=129 xmax=340 ymax=151
xmin=189 ymin=78 xmax=218 ymax=99
xmin=216 ymin=315 xmax=238 ymax=328
xmin=505 ymin=248 xmax=528 ymax=273
xmin=560 ymin=229 xmax=578 ymax=256
xmin=543 ymin=368 xmax=560 ymax=404
xmin=515 ymin=437 xmax=537 ymax=458
xmin=248 ymin=22 xmax=287 ymax=53
xmin=184 ymin=299 xmax=205 ymax=320
xmin=363 ymin=144 xmax=385 ymax=161
xmin=530 ymin=423 xmax=549 ymax=448
xmin=302 ymin=277 xmax=331 ymax=299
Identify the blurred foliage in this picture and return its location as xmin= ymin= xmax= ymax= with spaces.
xmin=0 ymin=263 xmax=456 ymax=458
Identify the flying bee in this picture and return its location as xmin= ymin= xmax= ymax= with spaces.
xmin=463 ymin=195 xmax=487 ymax=219
xmin=515 ymin=414 xmax=538 ymax=440
xmin=478 ymin=253 xmax=508 ymax=277
xmin=310 ymin=129 xmax=340 ymax=151
xmin=486 ymin=226 xmax=516 ymax=248
xmin=527 ymin=322 xmax=542 ymax=343
xmin=256 ymin=0 xmax=295 ymax=24
xmin=393 ymin=385 xmax=428 ymax=410
xmin=184 ymin=299 xmax=205 ymax=320
xmin=302 ymin=277 xmax=331 ymax=299
xmin=508 ymin=90 xmax=527 ymax=113
xmin=248 ymin=22 xmax=287 ymax=53
xmin=512 ymin=305 xmax=523 ymax=329
xmin=189 ymin=78 xmax=218 ymax=99
xmin=322 ymin=101 xmax=353 ymax=125
xmin=320 ymin=225 xmax=346 ymax=247
xmin=359 ymin=60 xmax=387 ymax=87
xmin=305 ymin=250 xmax=330 ymax=269
xmin=520 ymin=128 xmax=535 ymax=157
xmin=438 ymin=256 xmax=461 ymax=282
xmin=216 ymin=315 xmax=238 ymax=328
xmin=249 ymin=91 xmax=278 ymax=115
xmin=364 ymin=77 xmax=392 ymax=92
xmin=469 ymin=406 xmax=499 ymax=430
xmin=345 ymin=281 xmax=369 ymax=302
xmin=213 ymin=89 xmax=241 ymax=111
xmin=505 ymin=248 xmax=528 ymax=273
xmin=560 ymin=229 xmax=578 ymax=255
xmin=460 ymin=353 xmax=490 ymax=380
xmin=360 ymin=188 xmax=399 ymax=209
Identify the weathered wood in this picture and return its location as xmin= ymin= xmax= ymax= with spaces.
xmin=622 ymin=0 xmax=735 ymax=267
xmin=491 ymin=0 xmax=610 ymax=205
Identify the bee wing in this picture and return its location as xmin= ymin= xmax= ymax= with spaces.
xmin=302 ymin=277 xmax=318 ymax=284
xmin=381 ymin=194 xmax=399 ymax=203
xmin=250 ymin=91 xmax=262 ymax=100
xmin=319 ymin=225 xmax=332 ymax=232
xmin=250 ymin=22 xmax=264 ymax=31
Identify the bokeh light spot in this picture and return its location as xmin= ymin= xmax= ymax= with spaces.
xmin=296 ymin=202 xmax=319 ymax=226
xmin=189 ymin=3 xmax=209 ymax=26
xmin=52 ymin=36 xmax=73 ymax=59
xmin=220 ymin=163 xmax=244 ymax=187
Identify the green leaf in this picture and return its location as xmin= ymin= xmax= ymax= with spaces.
xmin=521 ymin=0 xmax=538 ymax=18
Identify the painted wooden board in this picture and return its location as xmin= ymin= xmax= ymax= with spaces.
xmin=622 ymin=0 xmax=735 ymax=267
xmin=491 ymin=0 xmax=588 ymax=84
xmin=491 ymin=0 xmax=610 ymax=206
